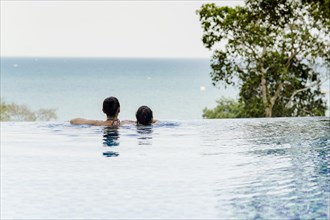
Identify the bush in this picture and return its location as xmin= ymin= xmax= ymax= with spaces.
xmin=0 ymin=99 xmax=57 ymax=121
xmin=203 ymin=97 xmax=246 ymax=119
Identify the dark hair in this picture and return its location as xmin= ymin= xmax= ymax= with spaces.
xmin=136 ymin=106 xmax=153 ymax=125
xmin=103 ymin=97 xmax=120 ymax=117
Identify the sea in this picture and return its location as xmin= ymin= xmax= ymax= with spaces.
xmin=1 ymin=57 xmax=329 ymax=121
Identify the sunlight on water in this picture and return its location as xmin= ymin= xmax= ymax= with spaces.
xmin=1 ymin=118 xmax=329 ymax=219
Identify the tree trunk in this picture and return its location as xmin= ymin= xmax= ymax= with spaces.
xmin=260 ymin=69 xmax=284 ymax=117
xmin=260 ymin=73 xmax=272 ymax=117
xmin=265 ymin=107 xmax=272 ymax=117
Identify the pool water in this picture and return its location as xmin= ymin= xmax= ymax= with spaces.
xmin=1 ymin=117 xmax=329 ymax=219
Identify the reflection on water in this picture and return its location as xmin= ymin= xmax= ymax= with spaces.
xmin=136 ymin=126 xmax=153 ymax=145
xmin=102 ymin=127 xmax=120 ymax=157
xmin=102 ymin=151 xmax=120 ymax=157
xmin=101 ymin=125 xmax=154 ymax=157
xmin=103 ymin=127 xmax=120 ymax=147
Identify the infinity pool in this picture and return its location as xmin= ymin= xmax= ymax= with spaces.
xmin=1 ymin=118 xmax=329 ymax=219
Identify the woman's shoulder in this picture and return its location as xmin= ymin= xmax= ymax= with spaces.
xmin=103 ymin=119 xmax=120 ymax=127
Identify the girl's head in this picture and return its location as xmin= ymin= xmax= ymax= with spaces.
xmin=136 ymin=106 xmax=153 ymax=125
xmin=103 ymin=97 xmax=120 ymax=118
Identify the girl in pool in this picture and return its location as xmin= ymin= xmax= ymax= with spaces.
xmin=122 ymin=105 xmax=158 ymax=126
xmin=70 ymin=96 xmax=120 ymax=126
xmin=136 ymin=105 xmax=157 ymax=125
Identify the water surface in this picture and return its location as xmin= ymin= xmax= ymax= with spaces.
xmin=1 ymin=117 xmax=329 ymax=219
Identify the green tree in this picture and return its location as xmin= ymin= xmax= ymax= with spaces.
xmin=197 ymin=0 xmax=329 ymax=117
xmin=0 ymin=99 xmax=57 ymax=121
xmin=203 ymin=97 xmax=246 ymax=118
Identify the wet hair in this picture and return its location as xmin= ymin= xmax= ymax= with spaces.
xmin=103 ymin=97 xmax=120 ymax=117
xmin=136 ymin=106 xmax=153 ymax=125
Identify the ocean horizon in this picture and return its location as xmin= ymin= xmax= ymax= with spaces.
xmin=1 ymin=57 xmax=240 ymax=121
xmin=1 ymin=57 xmax=329 ymax=121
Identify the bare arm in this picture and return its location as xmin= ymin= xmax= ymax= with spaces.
xmin=70 ymin=118 xmax=121 ymax=127
xmin=152 ymin=119 xmax=159 ymax=124
xmin=120 ymin=120 xmax=136 ymax=125
xmin=70 ymin=118 xmax=102 ymax=126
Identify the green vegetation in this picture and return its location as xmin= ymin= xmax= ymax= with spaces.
xmin=0 ymin=99 xmax=57 ymax=121
xmin=203 ymin=97 xmax=246 ymax=119
xmin=198 ymin=0 xmax=329 ymax=118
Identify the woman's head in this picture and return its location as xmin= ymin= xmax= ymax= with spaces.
xmin=136 ymin=106 xmax=153 ymax=125
xmin=103 ymin=97 xmax=120 ymax=118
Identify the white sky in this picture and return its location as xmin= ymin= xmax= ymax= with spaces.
xmin=1 ymin=0 xmax=243 ymax=58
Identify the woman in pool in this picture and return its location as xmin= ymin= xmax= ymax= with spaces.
xmin=70 ymin=96 xmax=120 ymax=126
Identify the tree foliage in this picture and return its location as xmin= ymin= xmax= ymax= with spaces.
xmin=203 ymin=97 xmax=246 ymax=118
xmin=0 ymin=99 xmax=57 ymax=121
xmin=198 ymin=0 xmax=329 ymax=117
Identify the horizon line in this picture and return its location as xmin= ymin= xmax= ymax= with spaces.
xmin=0 ymin=55 xmax=211 ymax=59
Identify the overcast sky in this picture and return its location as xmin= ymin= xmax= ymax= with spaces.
xmin=1 ymin=1 xmax=243 ymax=58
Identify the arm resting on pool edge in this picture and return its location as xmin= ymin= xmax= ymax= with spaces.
xmin=70 ymin=118 xmax=120 ymax=127
xmin=121 ymin=120 xmax=136 ymax=125
xmin=121 ymin=120 xmax=159 ymax=125
xmin=70 ymin=118 xmax=102 ymax=126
